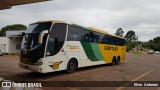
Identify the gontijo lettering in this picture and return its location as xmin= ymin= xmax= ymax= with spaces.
xmin=104 ymin=46 xmax=118 ymax=51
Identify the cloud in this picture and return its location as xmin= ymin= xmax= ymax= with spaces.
xmin=0 ymin=0 xmax=160 ymax=41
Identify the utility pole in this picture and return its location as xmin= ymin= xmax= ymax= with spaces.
xmin=137 ymin=36 xmax=139 ymax=52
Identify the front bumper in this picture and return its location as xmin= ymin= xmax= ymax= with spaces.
xmin=19 ymin=62 xmax=45 ymax=73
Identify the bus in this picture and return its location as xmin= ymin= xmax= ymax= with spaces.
xmin=19 ymin=20 xmax=126 ymax=73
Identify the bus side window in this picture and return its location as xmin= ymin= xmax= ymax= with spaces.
xmin=90 ymin=32 xmax=101 ymax=43
xmin=109 ymin=36 xmax=114 ymax=45
xmin=94 ymin=32 xmax=101 ymax=43
xmin=101 ymin=35 xmax=105 ymax=44
xmin=120 ymin=39 xmax=125 ymax=46
xmin=101 ymin=35 xmax=109 ymax=44
xmin=118 ymin=38 xmax=121 ymax=46
xmin=114 ymin=37 xmax=118 ymax=45
xmin=47 ymin=23 xmax=67 ymax=56
xmin=89 ymin=31 xmax=95 ymax=42
xmin=46 ymin=38 xmax=55 ymax=56
xmin=67 ymin=25 xmax=81 ymax=41
xmin=81 ymin=29 xmax=90 ymax=42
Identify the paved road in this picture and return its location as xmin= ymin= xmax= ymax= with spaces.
xmin=0 ymin=53 xmax=160 ymax=90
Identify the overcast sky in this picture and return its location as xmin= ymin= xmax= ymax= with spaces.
xmin=0 ymin=0 xmax=160 ymax=41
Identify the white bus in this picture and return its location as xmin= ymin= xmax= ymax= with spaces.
xmin=19 ymin=20 xmax=126 ymax=73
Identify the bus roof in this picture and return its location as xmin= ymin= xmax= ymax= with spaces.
xmin=89 ymin=27 xmax=124 ymax=39
xmin=88 ymin=27 xmax=109 ymax=34
xmin=71 ymin=24 xmax=124 ymax=39
xmin=31 ymin=20 xmax=65 ymax=24
xmin=30 ymin=20 xmax=124 ymax=39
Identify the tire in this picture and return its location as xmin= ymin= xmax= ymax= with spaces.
xmin=115 ymin=57 xmax=120 ymax=65
xmin=67 ymin=59 xmax=77 ymax=73
xmin=111 ymin=57 xmax=116 ymax=66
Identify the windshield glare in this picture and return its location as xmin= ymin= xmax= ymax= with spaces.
xmin=25 ymin=24 xmax=38 ymax=33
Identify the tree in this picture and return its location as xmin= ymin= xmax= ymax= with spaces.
xmin=124 ymin=30 xmax=136 ymax=41
xmin=125 ymin=40 xmax=137 ymax=52
xmin=149 ymin=36 xmax=160 ymax=51
xmin=142 ymin=36 xmax=160 ymax=51
xmin=0 ymin=24 xmax=27 ymax=36
xmin=115 ymin=28 xmax=124 ymax=37
xmin=153 ymin=36 xmax=160 ymax=44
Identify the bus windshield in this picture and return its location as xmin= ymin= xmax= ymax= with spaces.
xmin=26 ymin=22 xmax=51 ymax=33
xmin=20 ymin=22 xmax=67 ymax=65
xmin=21 ymin=22 xmax=52 ymax=58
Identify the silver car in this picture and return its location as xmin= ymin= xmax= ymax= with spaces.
xmin=148 ymin=50 xmax=154 ymax=54
xmin=155 ymin=51 xmax=160 ymax=54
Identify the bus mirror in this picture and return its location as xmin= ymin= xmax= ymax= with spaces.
xmin=48 ymin=30 xmax=50 ymax=34
xmin=38 ymin=30 xmax=49 ymax=44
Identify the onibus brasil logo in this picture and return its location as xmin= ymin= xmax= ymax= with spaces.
xmin=1 ymin=81 xmax=42 ymax=88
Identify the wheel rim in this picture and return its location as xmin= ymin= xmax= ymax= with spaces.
xmin=112 ymin=59 xmax=115 ymax=65
xmin=69 ymin=62 xmax=75 ymax=70
xmin=117 ymin=58 xmax=120 ymax=64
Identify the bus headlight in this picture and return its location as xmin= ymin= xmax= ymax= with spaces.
xmin=34 ymin=62 xmax=43 ymax=65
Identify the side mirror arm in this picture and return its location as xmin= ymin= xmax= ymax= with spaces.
xmin=38 ymin=30 xmax=49 ymax=44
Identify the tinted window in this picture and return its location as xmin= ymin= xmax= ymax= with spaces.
xmin=26 ymin=22 xmax=52 ymax=33
xmin=101 ymin=35 xmax=109 ymax=44
xmin=106 ymin=36 xmax=125 ymax=46
xmin=113 ymin=37 xmax=118 ymax=45
xmin=66 ymin=25 xmax=126 ymax=46
xmin=119 ymin=38 xmax=125 ymax=46
xmin=46 ymin=23 xmax=67 ymax=56
xmin=89 ymin=32 xmax=95 ymax=42
xmin=81 ymin=29 xmax=90 ymax=42
xmin=108 ymin=36 xmax=114 ymax=45
xmin=93 ymin=32 xmax=101 ymax=43
xmin=67 ymin=25 xmax=81 ymax=41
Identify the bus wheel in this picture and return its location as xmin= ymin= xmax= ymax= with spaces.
xmin=115 ymin=56 xmax=120 ymax=65
xmin=111 ymin=57 xmax=116 ymax=66
xmin=67 ymin=59 xmax=77 ymax=73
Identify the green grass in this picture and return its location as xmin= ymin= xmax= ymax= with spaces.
xmin=132 ymin=52 xmax=143 ymax=55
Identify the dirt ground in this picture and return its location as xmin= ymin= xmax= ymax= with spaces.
xmin=0 ymin=53 xmax=160 ymax=90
